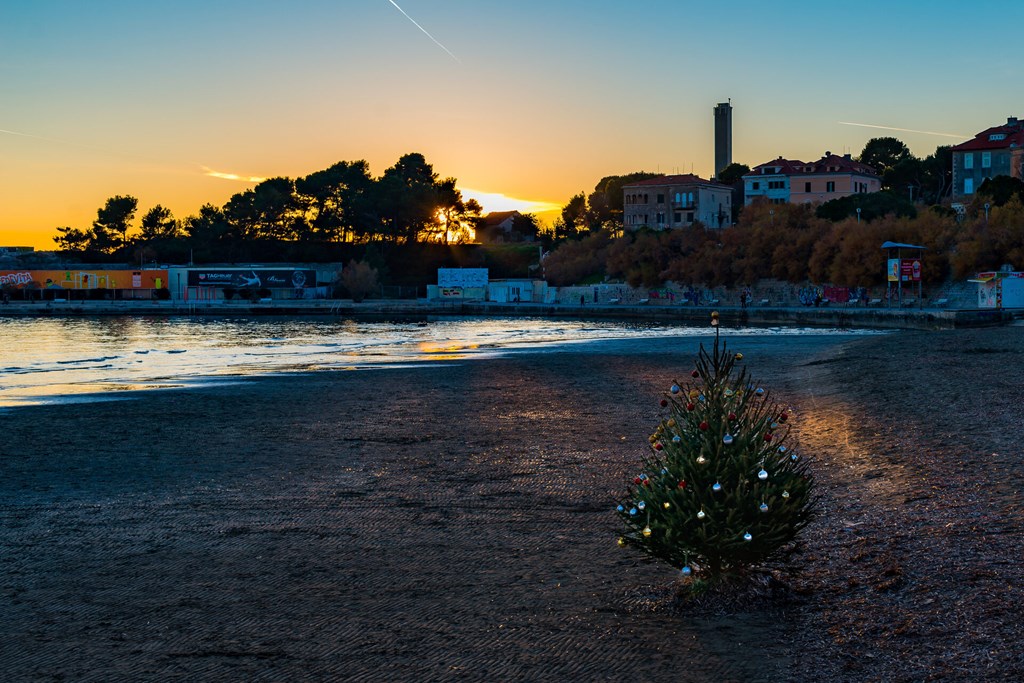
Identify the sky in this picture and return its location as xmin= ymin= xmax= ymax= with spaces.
xmin=2 ymin=0 xmax=1022 ymax=249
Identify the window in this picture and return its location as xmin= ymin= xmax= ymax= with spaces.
xmin=657 ymin=194 xmax=665 ymax=203
xmin=826 ymin=181 xmax=835 ymax=193
xmin=752 ymin=182 xmax=760 ymax=190
xmin=688 ymin=192 xmax=694 ymax=205
xmin=644 ymin=194 xmax=649 ymax=203
xmin=768 ymin=180 xmax=784 ymax=190
xmin=990 ymin=133 xmax=1006 ymax=141
xmin=674 ymin=192 xmax=681 ymax=203
xmin=982 ymin=152 xmax=991 ymax=168
xmin=964 ymin=178 xmax=974 ymax=194
xmin=687 ymin=212 xmax=694 ymax=222
xmin=805 ymin=181 xmax=812 ymax=193
xmin=656 ymin=212 xmax=665 ymax=224
xmin=964 ymin=153 xmax=973 ymax=170
xmin=673 ymin=212 xmax=681 ymax=222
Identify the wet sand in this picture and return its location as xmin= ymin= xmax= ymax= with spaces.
xmin=1 ymin=329 xmax=1022 ymax=681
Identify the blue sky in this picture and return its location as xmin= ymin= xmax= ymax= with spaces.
xmin=2 ymin=0 xmax=1022 ymax=246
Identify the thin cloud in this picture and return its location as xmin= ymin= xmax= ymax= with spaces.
xmin=838 ymin=121 xmax=968 ymax=139
xmin=385 ymin=0 xmax=460 ymax=62
xmin=202 ymin=166 xmax=267 ymax=183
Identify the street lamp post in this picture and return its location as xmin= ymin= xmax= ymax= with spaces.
xmin=856 ymin=208 xmax=861 ymax=223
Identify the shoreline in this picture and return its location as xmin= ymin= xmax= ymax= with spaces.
xmin=0 ymin=297 xmax=1015 ymax=329
xmin=3 ymin=328 xmax=1024 ymax=680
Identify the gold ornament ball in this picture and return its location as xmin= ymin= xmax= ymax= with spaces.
xmin=663 ymin=502 xmax=671 ymax=509
xmin=642 ymin=526 xmax=652 ymax=537
xmin=735 ymin=353 xmax=743 ymax=361
xmin=617 ymin=537 xmax=627 ymax=547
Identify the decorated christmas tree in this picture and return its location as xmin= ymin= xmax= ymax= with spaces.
xmin=616 ymin=312 xmax=815 ymax=587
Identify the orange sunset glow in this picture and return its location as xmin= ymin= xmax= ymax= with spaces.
xmin=1 ymin=2 xmax=1017 ymax=250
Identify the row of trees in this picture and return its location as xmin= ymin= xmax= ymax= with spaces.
xmin=543 ymin=183 xmax=1024 ymax=289
xmin=53 ymin=153 xmax=485 ymax=261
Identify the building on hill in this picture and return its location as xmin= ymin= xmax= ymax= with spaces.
xmin=743 ymin=158 xmax=806 ymax=205
xmin=622 ymin=174 xmax=733 ymax=230
xmin=743 ymin=153 xmax=880 ymax=206
xmin=476 ymin=210 xmax=535 ymax=244
xmin=950 ymin=117 xmax=1024 ymax=201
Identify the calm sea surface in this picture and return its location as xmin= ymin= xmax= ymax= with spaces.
xmin=0 ymin=316 xmax=883 ymax=408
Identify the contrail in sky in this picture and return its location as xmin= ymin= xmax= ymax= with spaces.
xmin=838 ymin=121 xmax=968 ymax=139
xmin=385 ymin=0 xmax=460 ymax=62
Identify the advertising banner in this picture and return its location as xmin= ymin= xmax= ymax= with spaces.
xmin=901 ymin=259 xmax=922 ymax=282
xmin=187 ymin=269 xmax=315 ymax=289
xmin=887 ymin=259 xmax=921 ymax=282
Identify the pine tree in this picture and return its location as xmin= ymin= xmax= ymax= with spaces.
xmin=616 ymin=313 xmax=815 ymax=586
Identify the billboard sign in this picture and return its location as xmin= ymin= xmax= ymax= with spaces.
xmin=888 ymin=259 xmax=920 ymax=282
xmin=187 ymin=269 xmax=315 ymax=289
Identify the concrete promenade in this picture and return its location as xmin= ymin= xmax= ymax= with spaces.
xmin=0 ymin=297 xmax=1015 ymax=329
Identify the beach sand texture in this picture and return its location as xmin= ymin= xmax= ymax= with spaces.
xmin=1 ymin=328 xmax=1022 ymax=682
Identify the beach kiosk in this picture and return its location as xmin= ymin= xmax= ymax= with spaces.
xmin=882 ymin=241 xmax=924 ymax=309
xmin=971 ymin=269 xmax=1024 ymax=309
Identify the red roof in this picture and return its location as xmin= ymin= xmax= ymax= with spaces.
xmin=952 ymin=119 xmax=1024 ymax=151
xmin=744 ymin=158 xmax=807 ymax=177
xmin=622 ymin=174 xmax=723 ymax=188
xmin=744 ymin=154 xmax=878 ymax=177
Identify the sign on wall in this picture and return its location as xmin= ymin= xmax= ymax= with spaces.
xmin=187 ymin=269 xmax=315 ymax=289
xmin=438 ymin=268 xmax=488 ymax=288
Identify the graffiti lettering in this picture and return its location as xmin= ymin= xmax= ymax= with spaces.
xmin=0 ymin=272 xmax=32 ymax=286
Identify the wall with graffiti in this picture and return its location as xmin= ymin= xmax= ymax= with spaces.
xmin=0 ymin=269 xmax=168 ymax=290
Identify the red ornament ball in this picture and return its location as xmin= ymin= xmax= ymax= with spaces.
xmin=660 ymin=399 xmax=668 ymax=408
xmin=687 ymin=403 xmax=696 ymax=411
xmin=643 ymin=479 xmax=651 ymax=487
xmin=654 ymin=443 xmax=663 ymax=451
xmin=764 ymin=432 xmax=773 ymax=442
xmin=678 ymin=480 xmax=687 ymax=489
xmin=633 ymin=477 xmax=642 ymax=485
xmin=728 ymin=412 xmax=737 ymax=421
xmin=699 ymin=421 xmax=709 ymax=431
xmin=779 ymin=413 xmax=789 ymax=423
xmin=691 ymin=370 xmax=700 ymax=378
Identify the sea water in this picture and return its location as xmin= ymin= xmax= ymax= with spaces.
xmin=0 ymin=316 xmax=883 ymax=408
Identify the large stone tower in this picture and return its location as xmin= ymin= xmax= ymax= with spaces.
xmin=714 ymin=101 xmax=732 ymax=178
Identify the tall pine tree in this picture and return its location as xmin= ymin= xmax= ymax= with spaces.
xmin=617 ymin=312 xmax=815 ymax=585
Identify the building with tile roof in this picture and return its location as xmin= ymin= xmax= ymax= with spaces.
xmin=950 ymin=117 xmax=1024 ymax=200
xmin=743 ymin=153 xmax=880 ymax=206
xmin=622 ymin=174 xmax=733 ymax=230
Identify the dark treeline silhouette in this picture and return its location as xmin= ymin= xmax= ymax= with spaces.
xmin=52 ymin=153 xmax=487 ymax=268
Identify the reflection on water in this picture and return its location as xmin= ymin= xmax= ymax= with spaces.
xmin=0 ymin=316 xmax=883 ymax=408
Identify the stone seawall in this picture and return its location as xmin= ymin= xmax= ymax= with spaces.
xmin=0 ymin=298 xmax=1014 ymax=329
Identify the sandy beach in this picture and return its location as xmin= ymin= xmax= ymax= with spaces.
xmin=2 ymin=327 xmax=1022 ymax=682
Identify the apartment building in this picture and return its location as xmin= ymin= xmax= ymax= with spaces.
xmin=622 ymin=174 xmax=733 ymax=230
